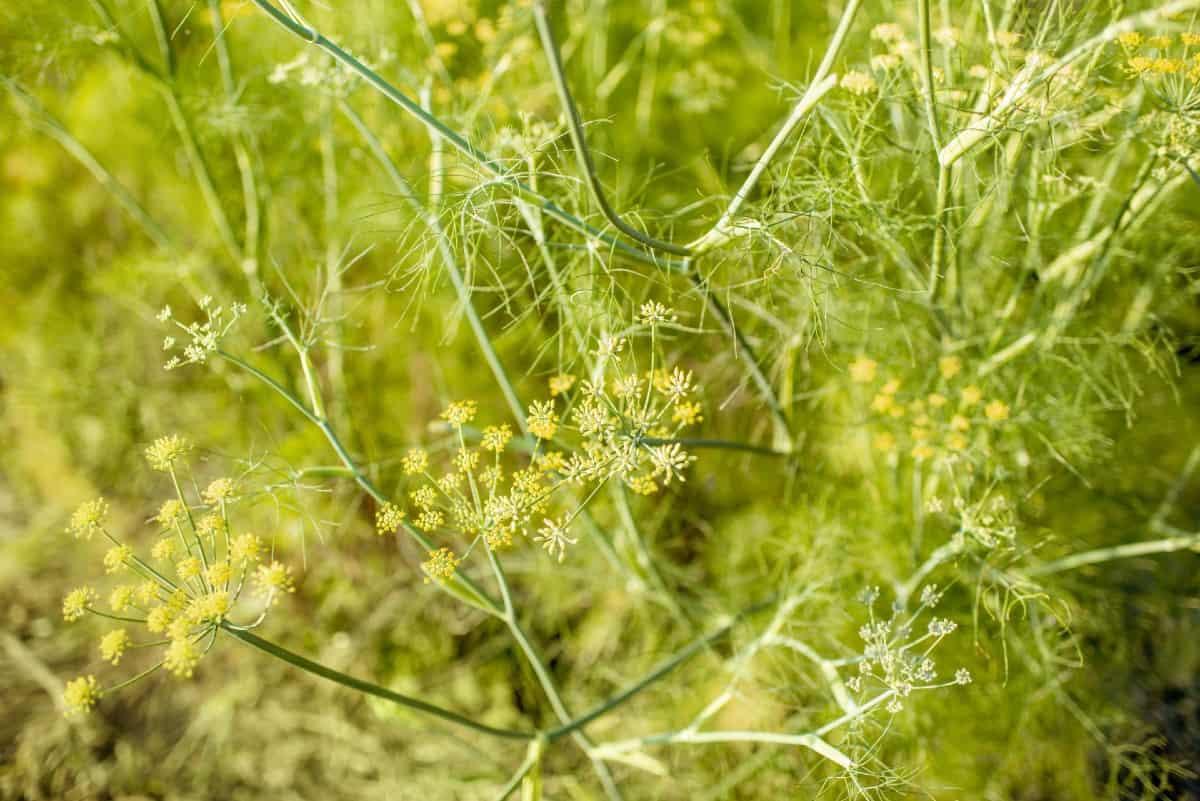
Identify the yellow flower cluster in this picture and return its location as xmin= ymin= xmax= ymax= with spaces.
xmin=1121 ymin=31 xmax=1200 ymax=80
xmin=392 ymin=328 xmax=703 ymax=566
xmin=144 ymin=435 xmax=193 ymax=472
xmin=853 ymin=355 xmax=1013 ymax=463
xmin=59 ymin=436 xmax=290 ymax=714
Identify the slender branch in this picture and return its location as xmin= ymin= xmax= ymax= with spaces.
xmin=688 ymin=0 xmax=861 ymax=254
xmin=546 ymin=597 xmax=776 ymax=741
xmin=246 ymin=0 xmax=686 ymax=271
xmin=142 ymin=1 xmax=243 ymax=266
xmin=531 ymin=1 xmax=689 ymax=257
xmin=483 ymin=547 xmax=625 ymax=801
xmin=222 ymin=623 xmax=535 ymax=740
xmin=591 ymin=727 xmax=852 ymax=770
xmin=696 ymin=281 xmax=794 ymax=446
xmin=338 ymin=102 xmax=528 ymax=430
xmin=206 ymin=0 xmax=264 ymax=284
xmin=217 ymin=349 xmax=501 ymax=616
xmin=4 ymin=80 xmax=171 ymax=249
xmin=495 ymin=737 xmax=546 ymax=801
xmin=1026 ymin=530 xmax=1200 ymax=576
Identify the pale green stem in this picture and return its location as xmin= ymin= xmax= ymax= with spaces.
xmin=206 ymin=0 xmax=264 ymax=284
xmin=609 ymin=483 xmax=690 ymax=626
xmin=320 ymin=98 xmax=347 ymax=414
xmin=1026 ymin=530 xmax=1200 ymax=576
xmin=688 ymin=0 xmax=861 ymax=254
xmin=483 ymin=547 xmax=624 ymax=801
xmin=141 ymin=1 xmax=242 ymax=266
xmin=496 ymin=737 xmax=546 ymax=801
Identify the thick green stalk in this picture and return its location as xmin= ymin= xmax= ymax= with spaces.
xmin=222 ymin=623 xmax=535 ymax=740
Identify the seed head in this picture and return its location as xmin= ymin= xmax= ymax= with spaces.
xmin=155 ymin=499 xmax=185 ymax=527
xmin=421 ymin=547 xmax=460 ymax=582
xmin=109 ymin=585 xmax=137 ymax=613
xmin=527 ymin=400 xmax=559 ymax=440
xmin=164 ymin=637 xmax=201 ymax=678
xmin=440 ymin=400 xmax=478 ymax=428
xmin=254 ymin=561 xmax=296 ymax=602
xmin=230 ymin=533 xmax=265 ymax=565
xmin=849 ymin=357 xmax=878 ymax=384
xmin=548 ymin=374 xmax=576 ymax=396
xmin=985 ymin=400 xmax=1010 ymax=421
xmin=203 ymin=478 xmax=236 ymax=505
xmin=103 ymin=545 xmax=132 ymax=574
xmin=402 ymin=448 xmax=430 ymax=475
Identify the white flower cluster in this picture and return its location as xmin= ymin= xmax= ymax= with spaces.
xmin=159 ymin=296 xmax=246 ymax=370
xmin=843 ymin=584 xmax=971 ymax=714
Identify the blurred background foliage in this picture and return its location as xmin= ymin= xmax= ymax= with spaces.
xmin=2 ymin=0 xmax=1200 ymax=798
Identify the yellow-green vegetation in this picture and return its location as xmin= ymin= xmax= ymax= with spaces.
xmin=2 ymin=0 xmax=1200 ymax=798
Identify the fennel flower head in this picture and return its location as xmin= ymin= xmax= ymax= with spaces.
xmin=58 ymin=438 xmax=294 ymax=715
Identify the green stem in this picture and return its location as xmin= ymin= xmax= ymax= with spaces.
xmin=545 ymin=597 xmax=774 ymax=741
xmin=532 ymin=1 xmax=688 ymax=257
xmin=142 ymin=2 xmax=242 ymax=266
xmin=1026 ymin=531 xmax=1200 ymax=576
xmin=496 ymin=737 xmax=546 ymax=801
xmin=222 ymin=623 xmax=535 ymax=740
xmin=217 ymin=350 xmax=501 ymax=616
xmin=247 ymin=0 xmax=685 ymax=271
xmin=484 ymin=547 xmax=625 ymax=801
xmin=206 ymin=0 xmax=263 ymax=285
xmin=687 ymin=0 xmax=861 ymax=254
xmin=4 ymin=80 xmax=171 ymax=249
xmin=338 ymin=102 xmax=528 ymax=430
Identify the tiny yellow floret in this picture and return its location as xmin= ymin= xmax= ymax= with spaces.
xmin=145 ymin=435 xmax=193 ymax=472
xmin=64 ymin=675 xmax=100 ymax=715
xmin=422 ymin=548 xmax=461 ymax=582
xmin=100 ymin=629 xmax=131 ymax=665
xmin=376 ymin=502 xmax=406 ymax=535
xmin=849 ymin=356 xmax=878 ymax=383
